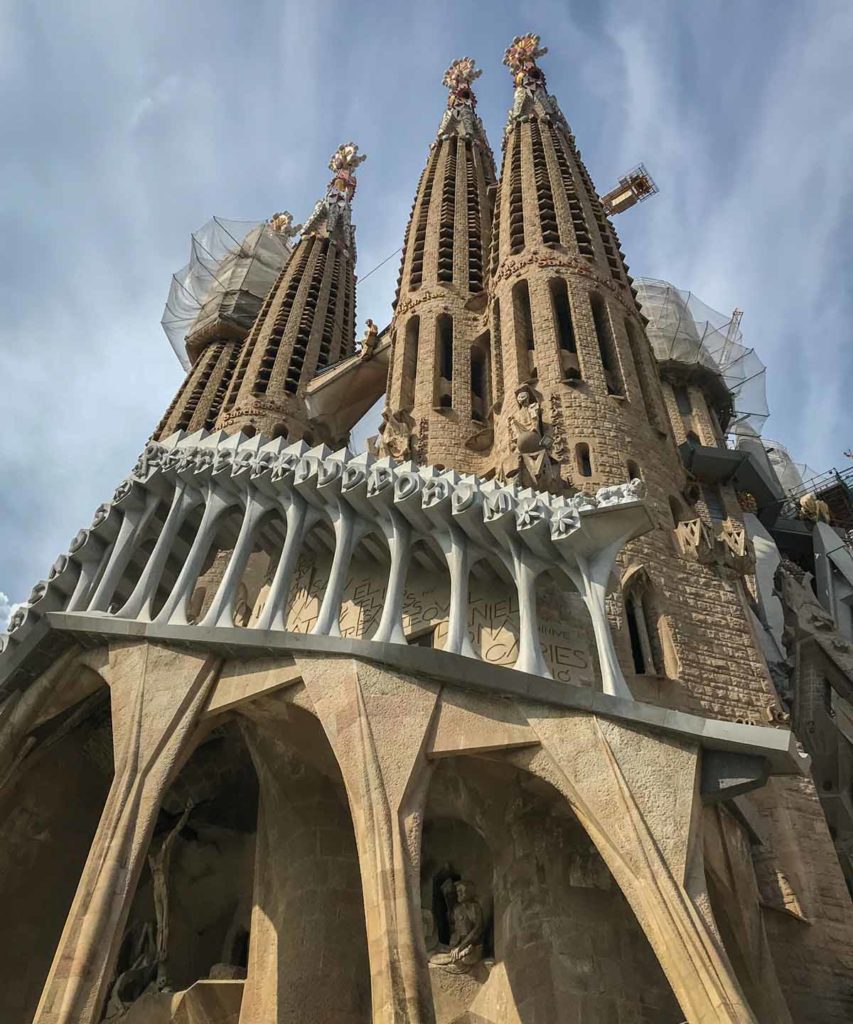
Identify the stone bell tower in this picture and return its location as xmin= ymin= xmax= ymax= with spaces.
xmin=154 ymin=213 xmax=299 ymax=440
xmin=379 ymin=59 xmax=498 ymax=473
xmin=489 ymin=33 xmax=671 ymax=492
xmin=215 ymin=143 xmax=365 ymax=440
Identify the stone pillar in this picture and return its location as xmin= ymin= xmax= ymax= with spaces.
xmin=238 ymin=717 xmax=370 ymax=1023
xmin=512 ymin=711 xmax=760 ymax=1024
xmin=300 ymin=660 xmax=439 ymax=1024
xmin=32 ymin=642 xmax=221 ymax=1024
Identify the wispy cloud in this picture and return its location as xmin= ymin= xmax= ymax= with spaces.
xmin=0 ymin=593 xmax=19 ymax=632
xmin=1 ymin=0 xmax=851 ymax=611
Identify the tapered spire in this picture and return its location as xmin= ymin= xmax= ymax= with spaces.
xmin=215 ymin=143 xmax=365 ymax=440
xmin=381 ymin=59 xmax=498 ymax=473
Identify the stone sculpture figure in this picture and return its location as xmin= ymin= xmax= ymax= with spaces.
xmin=358 ymin=317 xmax=379 ymax=361
xmin=102 ymin=922 xmax=157 ymax=1020
xmin=377 ymin=407 xmax=413 ymax=461
xmin=269 ymin=209 xmax=302 ymax=239
xmin=500 ymin=382 xmax=560 ymax=491
xmin=148 ymin=800 xmax=194 ymax=990
xmin=428 ymin=879 xmax=485 ymax=971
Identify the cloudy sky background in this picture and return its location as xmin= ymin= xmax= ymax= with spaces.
xmin=1 ymin=0 xmax=852 ymax=625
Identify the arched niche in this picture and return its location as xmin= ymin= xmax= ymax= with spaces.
xmin=108 ymin=718 xmax=259 ymax=1014
xmin=421 ymin=755 xmax=682 ymax=1024
xmin=0 ymin=668 xmax=114 ymax=1024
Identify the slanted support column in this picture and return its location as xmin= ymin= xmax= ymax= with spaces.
xmin=437 ymin=525 xmax=478 ymax=657
xmin=255 ymin=495 xmax=314 ymax=631
xmin=33 ymin=642 xmax=221 ymax=1024
xmin=117 ymin=482 xmax=201 ymax=620
xmin=372 ymin=512 xmax=411 ymax=644
xmin=300 ymin=660 xmax=439 ymax=1024
xmin=513 ymin=713 xmax=759 ymax=1024
xmin=505 ymin=537 xmax=550 ymax=678
xmin=155 ymin=487 xmax=234 ymax=625
xmin=87 ymin=491 xmax=160 ymax=612
xmin=565 ymin=538 xmax=632 ymax=699
xmin=313 ymin=503 xmax=366 ymax=637
xmin=66 ymin=536 xmax=110 ymax=613
xmin=201 ymin=492 xmax=272 ymax=628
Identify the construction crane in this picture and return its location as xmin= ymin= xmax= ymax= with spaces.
xmin=600 ymin=164 xmax=659 ymax=216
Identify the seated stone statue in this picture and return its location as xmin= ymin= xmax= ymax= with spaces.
xmin=428 ymin=879 xmax=484 ymax=971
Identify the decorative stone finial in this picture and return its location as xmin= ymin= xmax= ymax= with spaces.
xmin=302 ymin=142 xmax=367 ymax=249
xmin=438 ymin=58 xmax=488 ymax=142
xmin=442 ymin=57 xmax=482 ymax=101
xmin=503 ymin=34 xmax=561 ymax=127
xmin=503 ymin=33 xmax=548 ymax=88
xmin=327 ymin=142 xmax=367 ymax=203
xmin=269 ymin=210 xmax=301 ymax=239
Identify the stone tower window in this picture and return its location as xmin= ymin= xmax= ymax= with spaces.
xmin=491 ymin=298 xmax=504 ymax=404
xmin=530 ymin=121 xmax=559 ymax=246
xmin=410 ymin=153 xmax=439 ymax=289
xmin=668 ymin=496 xmax=687 ymax=524
xmin=590 ymin=293 xmax=624 ymax=396
xmin=627 ymin=460 xmax=641 ymax=481
xmin=437 ymin=141 xmax=457 ymax=284
xmin=674 ymin=386 xmax=692 ymax=416
xmin=549 ymin=278 xmax=580 ymax=382
xmin=400 ymin=316 xmax=420 ymax=410
xmin=575 ymin=443 xmax=592 ymax=478
xmin=465 ymin=141 xmax=484 ymax=292
xmin=435 ymin=314 xmax=453 ymax=409
xmin=624 ymin=318 xmax=664 ymax=428
xmin=470 ymin=333 xmax=491 ymax=423
xmin=512 ymin=279 xmax=536 ymax=379
xmin=623 ymin=569 xmax=680 ymax=679
xmin=702 ymin=484 xmax=726 ymax=523
xmin=508 ymin=132 xmax=525 ymax=254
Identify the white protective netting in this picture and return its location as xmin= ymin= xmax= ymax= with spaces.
xmin=161 ymin=217 xmax=294 ymax=369
xmin=636 ymin=278 xmax=769 ymax=436
xmin=761 ymin=439 xmax=818 ymax=496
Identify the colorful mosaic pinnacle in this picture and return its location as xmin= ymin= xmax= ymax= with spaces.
xmin=442 ymin=56 xmax=482 ymax=105
xmin=503 ymin=32 xmax=549 ymax=88
xmin=327 ymin=141 xmax=367 ymax=201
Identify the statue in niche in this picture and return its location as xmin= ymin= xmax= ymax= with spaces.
xmin=428 ymin=879 xmax=485 ymax=971
xmin=102 ymin=922 xmax=157 ymax=1020
xmin=499 ymin=382 xmax=560 ymax=492
xmin=376 ymin=406 xmax=413 ymax=461
xmin=149 ymin=800 xmax=194 ymax=990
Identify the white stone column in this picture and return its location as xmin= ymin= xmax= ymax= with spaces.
xmin=568 ymin=540 xmax=632 ymax=699
xmin=505 ymin=537 xmax=550 ymax=678
xmin=313 ymin=503 xmax=364 ymax=637
xmin=155 ymin=488 xmax=234 ymax=626
xmin=255 ymin=495 xmax=313 ymax=631
xmin=87 ymin=492 xmax=160 ymax=612
xmin=437 ymin=524 xmax=478 ymax=657
xmin=372 ymin=511 xmax=411 ymax=645
xmin=66 ymin=539 xmax=110 ymax=613
xmin=201 ymin=492 xmax=273 ymax=628
xmin=116 ymin=483 xmax=201 ymax=621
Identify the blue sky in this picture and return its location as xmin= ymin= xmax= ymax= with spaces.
xmin=1 ymin=0 xmax=852 ymax=623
